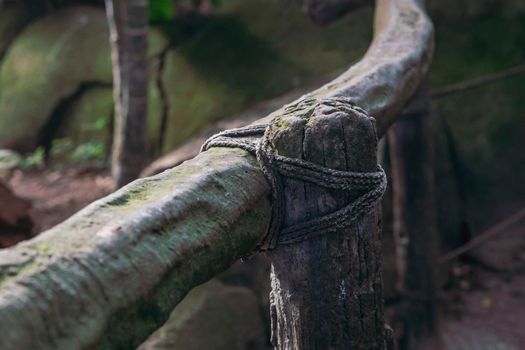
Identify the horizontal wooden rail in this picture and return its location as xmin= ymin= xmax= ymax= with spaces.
xmin=0 ymin=0 xmax=433 ymax=348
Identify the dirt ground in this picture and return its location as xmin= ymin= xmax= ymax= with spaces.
xmin=1 ymin=165 xmax=113 ymax=247
xmin=1 ymin=166 xmax=524 ymax=349
xmin=429 ymin=222 xmax=525 ymax=350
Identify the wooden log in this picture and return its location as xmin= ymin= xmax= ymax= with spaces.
xmin=267 ymin=103 xmax=389 ymax=349
xmin=259 ymin=0 xmax=435 ymax=137
xmin=0 ymin=148 xmax=271 ymax=350
xmin=141 ymin=84 xmax=319 ymax=177
xmin=0 ymin=0 xmax=433 ymax=348
xmin=388 ymin=92 xmax=440 ymax=348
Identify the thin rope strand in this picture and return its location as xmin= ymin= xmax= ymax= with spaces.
xmin=201 ymin=97 xmax=387 ymax=251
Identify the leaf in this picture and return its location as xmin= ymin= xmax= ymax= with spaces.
xmin=149 ymin=0 xmax=175 ymax=23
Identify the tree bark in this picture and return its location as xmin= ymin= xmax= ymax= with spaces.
xmin=388 ymin=92 xmax=440 ymax=349
xmin=0 ymin=0 xmax=433 ymax=347
xmin=105 ymin=0 xmax=149 ymax=188
xmin=267 ymin=103 xmax=389 ymax=349
xmin=0 ymin=148 xmax=271 ymax=350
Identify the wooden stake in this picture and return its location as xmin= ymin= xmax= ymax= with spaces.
xmin=267 ymin=102 xmax=389 ymax=349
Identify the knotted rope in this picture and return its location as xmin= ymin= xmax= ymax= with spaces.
xmin=201 ymin=97 xmax=387 ymax=251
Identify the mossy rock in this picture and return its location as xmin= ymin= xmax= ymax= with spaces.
xmin=0 ymin=6 xmax=111 ymax=151
xmin=52 ymin=86 xmax=113 ymax=157
xmin=0 ymin=5 xmax=168 ymax=152
xmin=0 ymin=1 xmax=45 ymax=60
xmin=0 ymin=149 xmax=24 ymax=183
xmin=138 ymin=279 xmax=268 ymax=350
xmin=0 ymin=149 xmax=23 ymax=180
xmin=161 ymin=0 xmax=372 ymax=152
xmin=0 ymin=149 xmax=22 ymax=170
xmin=53 ymin=67 xmax=165 ymax=160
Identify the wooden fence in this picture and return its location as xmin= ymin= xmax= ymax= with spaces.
xmin=0 ymin=0 xmax=433 ymax=349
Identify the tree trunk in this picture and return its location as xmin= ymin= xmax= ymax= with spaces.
xmin=267 ymin=100 xmax=390 ymax=349
xmin=388 ymin=91 xmax=440 ymax=349
xmin=105 ymin=0 xmax=148 ymax=188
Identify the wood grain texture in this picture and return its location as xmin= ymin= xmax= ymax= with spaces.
xmin=0 ymin=0 xmax=433 ymax=348
xmin=267 ymin=103 xmax=387 ymax=349
xmin=0 ymin=149 xmax=270 ymax=349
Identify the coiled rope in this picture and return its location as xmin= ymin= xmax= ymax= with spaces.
xmin=201 ymin=97 xmax=387 ymax=251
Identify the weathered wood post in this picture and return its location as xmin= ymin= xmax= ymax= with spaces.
xmin=266 ymin=98 xmax=390 ymax=349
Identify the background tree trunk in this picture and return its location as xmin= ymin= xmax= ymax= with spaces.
xmin=105 ymin=0 xmax=148 ymax=188
xmin=388 ymin=91 xmax=440 ymax=349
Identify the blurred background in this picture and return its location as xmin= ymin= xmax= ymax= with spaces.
xmin=0 ymin=0 xmax=523 ymax=349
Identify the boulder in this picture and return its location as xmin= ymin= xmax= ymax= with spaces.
xmin=0 ymin=6 xmax=111 ymax=151
xmin=218 ymin=256 xmax=272 ymax=341
xmin=0 ymin=0 xmax=373 ymax=154
xmin=52 ymin=70 xmax=166 ymax=160
xmin=53 ymin=86 xmax=114 ymax=155
xmin=139 ymin=279 xmax=268 ymax=350
xmin=141 ymin=83 xmax=312 ymax=176
xmin=0 ymin=149 xmax=22 ymax=170
xmin=0 ymin=149 xmax=25 ymax=182
xmin=0 ymin=1 xmax=45 ymax=61
xmin=0 ymin=149 xmax=22 ymax=181
xmin=0 ymin=6 xmax=169 ymax=152
xmin=160 ymin=0 xmax=373 ymax=152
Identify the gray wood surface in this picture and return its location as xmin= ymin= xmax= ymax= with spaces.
xmin=0 ymin=0 xmax=433 ymax=348
xmin=267 ymin=103 xmax=387 ymax=349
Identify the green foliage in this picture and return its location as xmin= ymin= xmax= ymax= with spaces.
xmin=149 ymin=0 xmax=225 ymax=23
xmin=21 ymin=147 xmax=44 ymax=169
xmin=48 ymin=115 xmax=108 ymax=164
xmin=70 ymin=141 xmax=105 ymax=162
xmin=0 ymin=150 xmax=22 ymax=170
xmin=149 ymin=0 xmax=175 ymax=23
xmin=49 ymin=137 xmax=106 ymax=164
xmin=50 ymin=138 xmax=73 ymax=158
xmin=81 ymin=116 xmax=108 ymax=132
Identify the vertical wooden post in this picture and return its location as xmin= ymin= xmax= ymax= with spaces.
xmin=105 ymin=0 xmax=149 ymax=188
xmin=267 ymin=101 xmax=389 ymax=349
xmin=388 ymin=92 xmax=440 ymax=348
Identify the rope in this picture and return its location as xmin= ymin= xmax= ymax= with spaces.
xmin=201 ymin=97 xmax=387 ymax=251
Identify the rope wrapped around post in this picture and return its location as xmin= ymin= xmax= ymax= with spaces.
xmin=201 ymin=97 xmax=387 ymax=251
